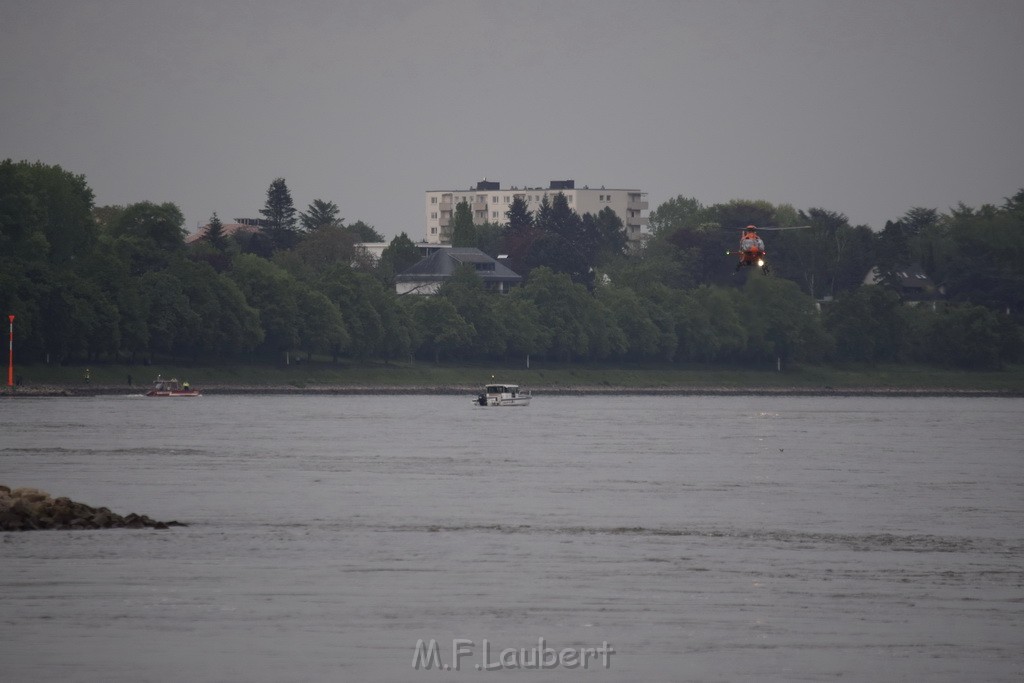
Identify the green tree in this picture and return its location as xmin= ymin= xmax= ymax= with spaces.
xmin=205 ymin=211 xmax=228 ymax=251
xmin=590 ymin=206 xmax=628 ymax=265
xmin=898 ymin=206 xmax=942 ymax=273
xmin=517 ymin=267 xmax=623 ymax=361
xmin=109 ymin=202 xmax=187 ymax=275
xmin=346 ymin=220 xmax=385 ymax=243
xmin=138 ymin=271 xmax=198 ymax=360
xmin=936 ymin=199 xmax=1023 ymax=312
xmin=0 ymin=159 xmax=96 ymax=265
xmin=439 ymin=265 xmax=507 ymax=357
xmin=675 ymin=286 xmax=746 ymax=364
xmin=647 ymin=195 xmax=706 ymax=238
xmin=606 ymin=232 xmax=691 ymax=291
xmin=363 ymin=277 xmax=414 ymax=361
xmin=378 ymin=232 xmax=422 ymax=280
xmin=404 ymin=295 xmax=474 ymax=363
xmin=295 ymin=287 xmax=349 ymax=360
xmin=37 ymin=270 xmax=120 ymax=362
xmin=664 ymin=223 xmax=733 ymax=287
xmin=773 ymin=208 xmax=852 ymax=299
xmin=516 ymin=267 xmax=589 ymax=361
xmin=111 ymin=201 xmax=187 ymax=250
xmin=0 ymin=161 xmax=103 ymax=362
xmin=260 ymin=178 xmax=299 ymax=250
xmin=707 ymin=199 xmax=766 ymax=230
xmin=92 ymin=205 xmax=125 ymax=235
xmin=875 ymin=219 xmax=912 ymax=280
xmin=493 ymin=294 xmax=549 ymax=359
xmin=919 ymin=304 xmax=1001 ymax=368
xmin=474 ymin=221 xmax=504 ymax=259
xmin=529 ymin=193 xmax=592 ymax=287
xmin=739 ymin=275 xmax=832 ymax=365
xmin=166 ymin=260 xmax=263 ymax=359
xmin=316 ymin=265 xmax=387 ymax=359
xmin=274 ymin=225 xmax=356 ymax=281
xmin=449 ymin=200 xmax=476 ymax=247
xmin=501 ymin=196 xmax=536 ymax=278
xmin=76 ymin=243 xmax=148 ymax=361
xmin=228 ymin=254 xmax=302 ymax=354
xmin=823 ymin=286 xmax=907 ymax=363
xmin=300 ymin=199 xmax=343 ymax=232
xmin=596 ymin=285 xmax=662 ymax=359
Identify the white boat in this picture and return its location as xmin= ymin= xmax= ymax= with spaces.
xmin=474 ymin=383 xmax=532 ymax=407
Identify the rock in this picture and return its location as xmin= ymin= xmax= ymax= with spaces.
xmin=0 ymin=485 xmax=186 ymax=531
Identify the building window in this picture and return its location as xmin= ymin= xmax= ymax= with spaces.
xmin=504 ymin=196 xmax=510 ymax=203
xmin=431 ymin=227 xmax=437 ymax=234
xmin=431 ymin=212 xmax=437 ymax=219
xmin=492 ymin=196 xmax=498 ymax=202
xmin=431 ymin=197 xmax=437 ymax=204
xmin=492 ymin=212 xmax=498 ymax=219
xmin=567 ymin=196 xmax=573 ymax=203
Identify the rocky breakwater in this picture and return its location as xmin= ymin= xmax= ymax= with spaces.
xmin=0 ymin=485 xmax=186 ymax=531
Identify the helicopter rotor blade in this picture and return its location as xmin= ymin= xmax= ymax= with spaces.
xmin=722 ymin=224 xmax=812 ymax=231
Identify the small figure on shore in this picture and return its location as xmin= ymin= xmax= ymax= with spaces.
xmin=84 ymin=368 xmax=91 ymax=384
xmin=127 ymin=374 xmax=132 ymax=387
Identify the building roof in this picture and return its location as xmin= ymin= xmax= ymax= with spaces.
xmin=426 ymin=179 xmax=642 ymax=192
xmin=863 ymin=264 xmax=941 ymax=299
xmin=395 ymin=247 xmax=522 ymax=283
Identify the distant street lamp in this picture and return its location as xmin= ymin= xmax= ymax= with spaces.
xmin=7 ymin=314 xmax=14 ymax=387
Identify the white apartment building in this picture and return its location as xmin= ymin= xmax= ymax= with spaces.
xmin=423 ymin=179 xmax=649 ymax=245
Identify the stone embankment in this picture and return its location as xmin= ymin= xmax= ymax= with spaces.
xmin=2 ymin=383 xmax=1020 ymax=397
xmin=0 ymin=486 xmax=186 ymax=531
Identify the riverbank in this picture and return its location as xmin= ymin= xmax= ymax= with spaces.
xmin=3 ymin=383 xmax=1021 ymax=398
xmin=3 ymin=361 xmax=1022 ymax=397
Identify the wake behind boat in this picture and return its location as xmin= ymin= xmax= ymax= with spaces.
xmin=474 ymin=383 xmax=531 ymax=407
xmin=146 ymin=376 xmax=201 ymax=397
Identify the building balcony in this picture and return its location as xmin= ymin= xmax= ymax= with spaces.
xmin=472 ymin=202 xmax=488 ymax=212
xmin=627 ymin=199 xmax=649 ymax=211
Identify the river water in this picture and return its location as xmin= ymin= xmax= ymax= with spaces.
xmin=1 ymin=394 xmax=1022 ymax=682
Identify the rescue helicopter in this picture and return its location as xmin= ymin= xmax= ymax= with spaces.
xmin=726 ymin=224 xmax=811 ymax=275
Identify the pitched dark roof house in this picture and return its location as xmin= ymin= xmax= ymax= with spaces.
xmin=395 ymin=247 xmax=522 ymax=295
xmin=863 ymin=264 xmax=943 ymax=304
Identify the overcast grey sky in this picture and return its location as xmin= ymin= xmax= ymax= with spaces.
xmin=3 ymin=0 xmax=1022 ymax=240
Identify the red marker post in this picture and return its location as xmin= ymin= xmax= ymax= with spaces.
xmin=7 ymin=315 xmax=14 ymax=387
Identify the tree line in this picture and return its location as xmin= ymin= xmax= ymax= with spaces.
xmin=1 ymin=159 xmax=1021 ymax=370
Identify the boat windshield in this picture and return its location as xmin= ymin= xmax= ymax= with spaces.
xmin=486 ymin=385 xmax=516 ymax=393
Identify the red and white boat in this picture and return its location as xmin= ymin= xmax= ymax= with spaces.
xmin=146 ymin=376 xmax=201 ymax=397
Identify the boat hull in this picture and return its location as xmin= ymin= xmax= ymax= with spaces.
xmin=475 ymin=396 xmax=531 ymax=407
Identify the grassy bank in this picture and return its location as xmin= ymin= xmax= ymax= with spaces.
xmin=6 ymin=359 xmax=1024 ymax=393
